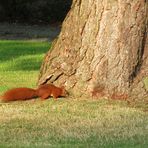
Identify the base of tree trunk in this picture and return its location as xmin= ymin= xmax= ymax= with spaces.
xmin=38 ymin=0 xmax=148 ymax=101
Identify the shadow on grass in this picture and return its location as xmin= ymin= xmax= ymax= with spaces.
xmin=0 ymin=40 xmax=51 ymax=71
xmin=0 ymin=40 xmax=50 ymax=62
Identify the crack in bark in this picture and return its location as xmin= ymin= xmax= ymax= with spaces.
xmin=46 ymin=72 xmax=64 ymax=83
xmin=40 ymin=75 xmax=54 ymax=85
xmin=95 ymin=1 xmax=104 ymax=38
xmin=129 ymin=24 xmax=147 ymax=83
xmin=78 ymin=0 xmax=82 ymax=14
xmin=80 ymin=0 xmax=95 ymax=36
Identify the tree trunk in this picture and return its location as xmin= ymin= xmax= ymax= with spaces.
xmin=38 ymin=0 xmax=148 ymax=100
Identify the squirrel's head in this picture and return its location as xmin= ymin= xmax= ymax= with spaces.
xmin=61 ymin=86 xmax=69 ymax=97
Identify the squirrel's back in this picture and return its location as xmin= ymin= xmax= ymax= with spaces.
xmin=1 ymin=87 xmax=37 ymax=102
xmin=37 ymin=84 xmax=68 ymax=99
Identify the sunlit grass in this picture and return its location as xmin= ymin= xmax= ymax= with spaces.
xmin=0 ymin=40 xmax=50 ymax=91
xmin=0 ymin=40 xmax=148 ymax=148
xmin=0 ymin=99 xmax=147 ymax=148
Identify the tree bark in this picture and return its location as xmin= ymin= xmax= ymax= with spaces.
xmin=38 ymin=0 xmax=148 ymax=100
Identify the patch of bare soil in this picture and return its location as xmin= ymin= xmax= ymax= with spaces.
xmin=0 ymin=23 xmax=61 ymax=41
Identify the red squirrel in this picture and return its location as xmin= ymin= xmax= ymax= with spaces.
xmin=0 ymin=84 xmax=68 ymax=102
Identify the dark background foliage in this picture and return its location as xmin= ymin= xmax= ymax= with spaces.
xmin=0 ymin=0 xmax=72 ymax=24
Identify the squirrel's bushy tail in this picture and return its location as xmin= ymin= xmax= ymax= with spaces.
xmin=1 ymin=87 xmax=38 ymax=102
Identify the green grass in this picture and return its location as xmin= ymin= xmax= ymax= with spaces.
xmin=0 ymin=40 xmax=148 ymax=148
xmin=0 ymin=40 xmax=50 ymax=90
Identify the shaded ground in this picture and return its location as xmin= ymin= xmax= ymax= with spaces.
xmin=0 ymin=23 xmax=61 ymax=41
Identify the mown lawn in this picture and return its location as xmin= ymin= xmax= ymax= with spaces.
xmin=0 ymin=40 xmax=148 ymax=148
xmin=0 ymin=40 xmax=50 ymax=90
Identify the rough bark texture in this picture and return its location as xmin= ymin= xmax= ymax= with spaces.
xmin=38 ymin=0 xmax=148 ymax=100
